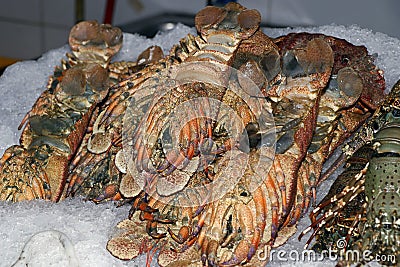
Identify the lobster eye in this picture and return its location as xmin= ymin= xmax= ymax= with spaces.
xmin=372 ymin=121 xmax=380 ymax=132
xmin=392 ymin=108 xmax=400 ymax=117
xmin=341 ymin=55 xmax=350 ymax=65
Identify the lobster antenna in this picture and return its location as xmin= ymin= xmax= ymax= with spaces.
xmin=317 ymin=153 xmax=346 ymax=186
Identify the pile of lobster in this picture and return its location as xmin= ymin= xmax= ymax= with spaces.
xmin=1 ymin=2 xmax=398 ymax=266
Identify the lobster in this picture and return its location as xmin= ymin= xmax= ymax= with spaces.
xmin=300 ymin=80 xmax=400 ymax=266
xmin=0 ymin=3 xmax=388 ymax=267
xmin=0 ymin=21 xmax=123 ymax=202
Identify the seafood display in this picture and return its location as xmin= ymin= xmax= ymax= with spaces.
xmin=300 ymin=81 xmax=400 ymax=266
xmin=0 ymin=2 xmax=391 ymax=266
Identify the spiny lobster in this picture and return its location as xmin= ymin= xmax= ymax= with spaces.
xmin=300 ymin=80 xmax=400 ymax=266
